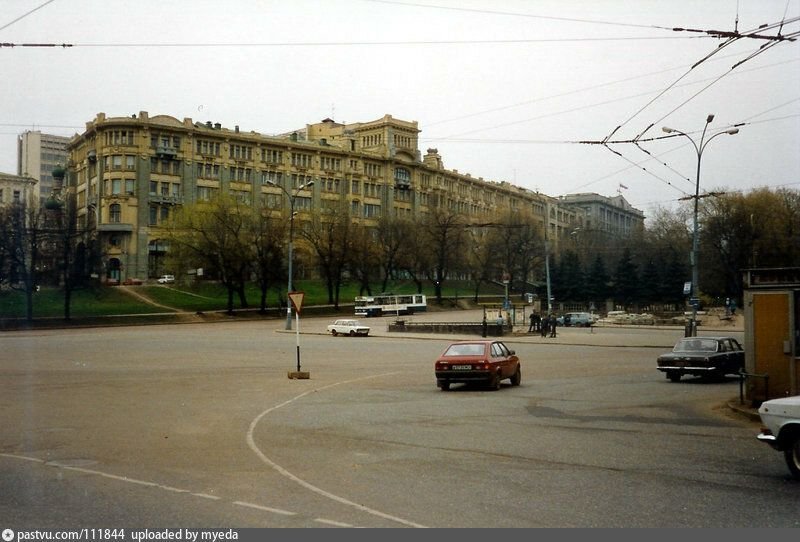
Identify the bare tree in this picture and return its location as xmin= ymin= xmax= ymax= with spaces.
xmin=0 ymin=201 xmax=47 ymax=321
xmin=300 ymin=206 xmax=351 ymax=308
xmin=250 ymin=210 xmax=286 ymax=313
xmin=421 ymin=208 xmax=466 ymax=302
xmin=166 ymin=195 xmax=253 ymax=314
xmin=376 ymin=215 xmax=412 ymax=292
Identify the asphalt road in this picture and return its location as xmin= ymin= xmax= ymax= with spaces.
xmin=1 ymin=312 xmax=796 ymax=528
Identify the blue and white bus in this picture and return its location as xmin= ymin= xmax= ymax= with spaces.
xmin=354 ymin=293 xmax=427 ymax=317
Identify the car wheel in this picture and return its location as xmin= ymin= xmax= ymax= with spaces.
xmin=784 ymin=434 xmax=800 ymax=480
xmin=331 ymin=330 xmax=338 ymax=336
xmin=349 ymin=330 xmax=355 ymax=337
xmin=440 ymin=382 xmax=450 ymax=391
xmin=510 ymin=365 xmax=521 ymax=386
xmin=490 ymin=372 xmax=501 ymax=390
xmin=667 ymin=371 xmax=681 ymax=382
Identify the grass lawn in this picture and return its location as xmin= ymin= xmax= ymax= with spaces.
xmin=1 ymin=279 xmax=508 ymax=320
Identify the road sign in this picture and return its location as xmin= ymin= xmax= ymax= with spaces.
xmin=288 ymin=291 xmax=305 ymax=313
xmin=683 ymin=281 xmax=692 ymax=295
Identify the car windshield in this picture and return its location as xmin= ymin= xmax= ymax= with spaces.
xmin=673 ymin=339 xmax=718 ymax=353
xmin=443 ymin=344 xmax=486 ymax=357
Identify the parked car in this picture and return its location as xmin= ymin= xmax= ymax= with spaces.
xmin=327 ymin=319 xmax=370 ymax=337
xmin=157 ymin=274 xmax=175 ymax=284
xmin=757 ymin=395 xmax=800 ymax=480
xmin=556 ymin=312 xmax=594 ymax=327
xmin=656 ymin=336 xmax=744 ymax=382
xmin=434 ymin=340 xmax=521 ymax=391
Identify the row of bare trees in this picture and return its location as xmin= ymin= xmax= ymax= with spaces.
xmin=0 ymin=193 xmax=97 ymax=321
xmin=3 ymin=185 xmax=797 ymax=321
xmin=163 ymin=187 xmax=799 ymax=314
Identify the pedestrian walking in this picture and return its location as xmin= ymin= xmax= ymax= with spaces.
xmin=549 ymin=314 xmax=557 ymax=338
xmin=540 ymin=315 xmax=549 ymax=337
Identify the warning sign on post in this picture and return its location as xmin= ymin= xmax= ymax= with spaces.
xmin=288 ymin=291 xmax=305 ymax=313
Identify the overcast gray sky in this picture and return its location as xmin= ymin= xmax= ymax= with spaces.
xmin=1 ymin=0 xmax=798 ymax=220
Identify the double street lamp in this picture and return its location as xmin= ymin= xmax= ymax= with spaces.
xmin=662 ymin=114 xmax=739 ymax=336
xmin=266 ymin=179 xmax=314 ymax=330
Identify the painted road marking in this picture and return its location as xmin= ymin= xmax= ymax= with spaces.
xmin=245 ymin=372 xmax=428 ymax=529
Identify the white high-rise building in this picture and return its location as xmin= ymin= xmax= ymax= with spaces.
xmin=17 ymin=131 xmax=70 ymax=203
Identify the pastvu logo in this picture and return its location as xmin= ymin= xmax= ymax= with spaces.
xmin=2 ymin=529 xmax=15 ymax=542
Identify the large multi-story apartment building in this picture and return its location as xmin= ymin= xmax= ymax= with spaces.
xmin=17 ymin=131 xmax=70 ymax=204
xmin=65 ymin=111 xmax=642 ymax=283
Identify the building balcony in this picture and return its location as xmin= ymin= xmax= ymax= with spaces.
xmin=155 ymin=146 xmax=178 ymax=159
xmin=149 ymin=195 xmax=183 ymax=205
xmin=98 ymin=223 xmax=134 ymax=232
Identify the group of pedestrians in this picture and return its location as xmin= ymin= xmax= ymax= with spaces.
xmin=528 ymin=312 xmax=557 ymax=337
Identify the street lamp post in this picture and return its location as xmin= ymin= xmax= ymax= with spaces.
xmin=662 ymin=114 xmax=739 ymax=337
xmin=266 ymin=179 xmax=314 ymax=330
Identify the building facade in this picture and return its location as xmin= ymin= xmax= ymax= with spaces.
xmin=0 ymin=172 xmax=37 ymax=208
xmin=17 ymin=131 xmax=70 ymax=204
xmin=558 ymin=192 xmax=645 ymax=238
xmin=65 ymin=111 xmax=641 ymax=283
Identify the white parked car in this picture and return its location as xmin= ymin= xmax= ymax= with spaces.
xmin=757 ymin=395 xmax=800 ymax=480
xmin=327 ymin=319 xmax=370 ymax=337
xmin=157 ymin=274 xmax=175 ymax=284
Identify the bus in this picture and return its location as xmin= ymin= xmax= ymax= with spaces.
xmin=354 ymin=293 xmax=427 ymax=317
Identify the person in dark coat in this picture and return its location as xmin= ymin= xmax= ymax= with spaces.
xmin=541 ymin=315 xmax=550 ymax=337
xmin=528 ymin=312 xmax=541 ymax=332
xmin=549 ymin=314 xmax=557 ymax=337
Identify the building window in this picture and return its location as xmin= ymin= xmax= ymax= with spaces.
xmin=364 ymin=203 xmax=381 ymax=218
xmin=196 ymin=140 xmax=221 ymax=156
xmin=262 ymin=149 xmax=282 ymax=164
xmin=231 ymin=167 xmax=252 ymax=182
xmin=197 ymin=186 xmax=217 ymax=201
xmin=264 ymin=193 xmax=282 ymax=209
xmin=111 ymin=179 xmax=122 ymax=195
xmin=125 ymin=179 xmax=135 ymax=195
xmin=149 ymin=205 xmax=157 ymax=225
xmin=294 ymin=196 xmax=312 ymax=211
xmin=320 ymin=156 xmax=341 ymax=171
xmin=230 ymin=144 xmax=253 ymax=161
xmin=197 ymin=163 xmax=220 ymax=180
xmin=321 ymin=177 xmax=340 ymax=193
xmin=291 ymin=152 xmax=312 ymax=168
xmin=261 ymin=170 xmax=283 ymax=185
xmin=290 ymin=174 xmax=313 ymax=189
xmin=110 ymin=203 xmax=122 ymax=223
xmin=160 ymin=207 xmax=169 ymax=222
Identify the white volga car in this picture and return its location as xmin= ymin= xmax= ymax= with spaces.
xmin=326 ymin=319 xmax=370 ymax=337
xmin=757 ymin=395 xmax=800 ymax=480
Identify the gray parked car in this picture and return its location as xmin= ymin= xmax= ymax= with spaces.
xmin=556 ymin=312 xmax=594 ymax=327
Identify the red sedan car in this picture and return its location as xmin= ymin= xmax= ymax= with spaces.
xmin=434 ymin=340 xmax=521 ymax=391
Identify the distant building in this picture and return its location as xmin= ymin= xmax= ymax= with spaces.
xmin=65 ymin=111 xmax=642 ymax=283
xmin=0 ymin=171 xmax=37 ymax=207
xmin=17 ymin=131 xmax=70 ymax=203
xmin=558 ymin=192 xmax=645 ymax=237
